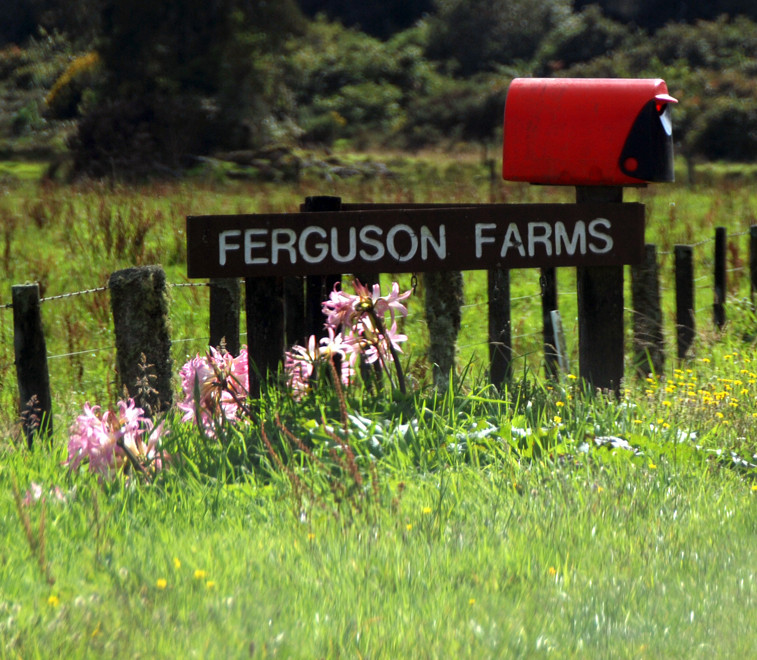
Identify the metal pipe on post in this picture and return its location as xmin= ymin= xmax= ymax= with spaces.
xmin=540 ymin=267 xmax=558 ymax=379
xmin=576 ymin=186 xmax=625 ymax=394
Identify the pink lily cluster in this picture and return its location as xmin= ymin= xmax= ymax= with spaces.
xmin=178 ymin=345 xmax=250 ymax=433
xmin=285 ymin=280 xmax=412 ymax=397
xmin=66 ymin=399 xmax=167 ymax=478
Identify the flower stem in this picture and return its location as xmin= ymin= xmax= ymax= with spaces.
xmin=368 ymin=310 xmax=406 ymax=395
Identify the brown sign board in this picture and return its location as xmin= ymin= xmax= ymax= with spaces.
xmin=186 ymin=203 xmax=645 ymax=278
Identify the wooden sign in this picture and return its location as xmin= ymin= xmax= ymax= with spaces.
xmin=186 ymin=203 xmax=645 ymax=278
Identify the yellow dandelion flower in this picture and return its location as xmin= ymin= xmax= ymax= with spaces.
xmin=556 ymin=401 xmax=565 ymax=408
xmin=156 ymin=578 xmax=167 ymax=590
xmin=553 ymin=415 xmax=562 ymax=424
xmin=662 ymin=400 xmax=672 ymax=407
xmin=422 ymin=506 xmax=432 ymax=514
xmin=567 ymin=374 xmax=578 ymax=380
xmin=194 ymin=569 xmax=208 ymax=580
xmin=469 ymin=598 xmax=476 ymax=605
xmin=173 ymin=557 xmax=181 ymax=570
xmin=307 ymin=532 xmax=316 ymax=541
xmin=715 ymin=412 xmax=724 ymax=419
xmin=648 ymin=462 xmax=657 ymax=469
xmin=751 ymin=484 xmax=757 ymax=492
xmin=47 ymin=595 xmax=60 ymax=607
xmin=406 ymin=523 xmax=413 ymax=531
xmin=548 ymin=566 xmax=557 ymax=576
xmin=206 ymin=581 xmax=216 ymax=589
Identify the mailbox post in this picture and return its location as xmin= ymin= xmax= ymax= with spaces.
xmin=502 ymin=78 xmax=677 ymax=392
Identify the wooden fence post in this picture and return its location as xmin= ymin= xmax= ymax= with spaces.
xmin=674 ymin=245 xmax=695 ymax=359
xmin=631 ymin=244 xmax=665 ymax=376
xmin=488 ymin=266 xmax=511 ymax=386
xmin=302 ymin=196 xmax=342 ymax=338
xmin=576 ymin=186 xmax=625 ymax=393
xmin=426 ymin=270 xmax=464 ymax=388
xmin=12 ymin=283 xmax=52 ymax=446
xmin=209 ymin=278 xmax=240 ymax=355
xmin=714 ymin=226 xmax=727 ymax=329
xmin=540 ymin=267 xmax=558 ymax=379
xmin=109 ymin=265 xmax=173 ymax=415
xmin=750 ymin=225 xmax=757 ymax=307
xmin=245 ymin=275 xmax=285 ymax=399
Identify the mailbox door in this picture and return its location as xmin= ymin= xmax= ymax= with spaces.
xmin=502 ymin=78 xmax=676 ymax=186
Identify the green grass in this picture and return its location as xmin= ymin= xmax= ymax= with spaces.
xmin=2 ymin=156 xmax=757 ymax=657
xmin=2 ymin=424 xmax=756 ymax=657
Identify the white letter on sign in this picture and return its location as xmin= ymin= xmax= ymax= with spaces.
xmin=219 ymin=229 xmax=241 ymax=266
xmin=421 ymin=225 xmax=446 ymax=260
xmin=554 ymin=221 xmax=586 ymax=256
xmin=299 ymin=226 xmax=328 ymax=263
xmin=500 ymin=224 xmax=526 ymax=258
xmin=475 ymin=223 xmax=496 ymax=258
xmin=331 ymin=227 xmax=357 ymax=263
xmin=588 ymin=218 xmax=613 ymax=254
xmin=359 ymin=225 xmax=385 ymax=261
xmin=528 ymin=222 xmax=552 ymax=257
xmin=387 ymin=224 xmax=418 ymax=262
xmin=244 ymin=229 xmax=269 ymax=264
xmin=272 ymin=228 xmax=297 ymax=265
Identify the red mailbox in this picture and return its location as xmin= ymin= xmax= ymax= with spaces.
xmin=502 ymin=78 xmax=677 ymax=186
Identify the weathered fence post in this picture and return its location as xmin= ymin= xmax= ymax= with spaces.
xmin=427 ymin=270 xmax=464 ymax=388
xmin=12 ymin=283 xmax=52 ymax=446
xmin=109 ymin=266 xmax=173 ymax=415
xmin=714 ymin=226 xmax=727 ymax=329
xmin=245 ymin=275 xmax=285 ymax=399
xmin=674 ymin=245 xmax=695 ymax=359
xmin=750 ymin=225 xmax=757 ymax=307
xmin=576 ymin=186 xmax=625 ymax=393
xmin=488 ymin=266 xmax=511 ymax=386
xmin=209 ymin=278 xmax=240 ymax=355
xmin=303 ymin=196 xmax=342 ymax=338
xmin=631 ymin=244 xmax=665 ymax=376
xmin=540 ymin=267 xmax=559 ymax=379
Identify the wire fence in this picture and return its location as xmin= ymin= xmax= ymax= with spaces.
xmin=1 ymin=225 xmax=754 ymax=370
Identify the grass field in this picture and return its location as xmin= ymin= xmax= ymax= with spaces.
xmin=1 ymin=153 xmax=757 ymax=657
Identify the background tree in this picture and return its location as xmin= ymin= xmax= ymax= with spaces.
xmin=296 ymin=0 xmax=433 ymax=39
xmin=425 ymin=0 xmax=571 ymax=75
xmin=70 ymin=0 xmax=304 ymax=178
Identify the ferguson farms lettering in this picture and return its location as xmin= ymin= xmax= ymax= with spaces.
xmin=187 ymin=203 xmax=644 ymax=277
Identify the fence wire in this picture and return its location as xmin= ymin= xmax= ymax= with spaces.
xmin=4 ymin=226 xmax=756 ymax=367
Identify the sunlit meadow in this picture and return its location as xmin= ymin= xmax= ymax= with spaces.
xmin=1 ymin=152 xmax=757 ymax=657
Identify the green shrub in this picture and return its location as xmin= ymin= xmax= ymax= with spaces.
xmin=44 ymin=51 xmax=101 ymax=119
xmin=686 ymin=96 xmax=757 ymax=161
xmin=67 ymin=94 xmax=227 ymax=180
xmin=535 ymin=5 xmax=635 ymax=75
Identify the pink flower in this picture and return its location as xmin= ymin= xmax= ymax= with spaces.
xmin=363 ymin=321 xmax=407 ymax=365
xmin=284 ymin=330 xmax=355 ymax=399
xmin=178 ymin=346 xmax=249 ymax=432
xmin=23 ymin=482 xmax=67 ymax=506
xmin=284 ymin=334 xmax=321 ymax=398
xmin=322 ymin=285 xmax=360 ymax=329
xmin=371 ymin=281 xmax=412 ymax=322
xmin=67 ymin=399 xmax=168 ymax=477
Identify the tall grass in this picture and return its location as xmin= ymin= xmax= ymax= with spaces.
xmin=1 ymin=152 xmax=757 ymax=656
